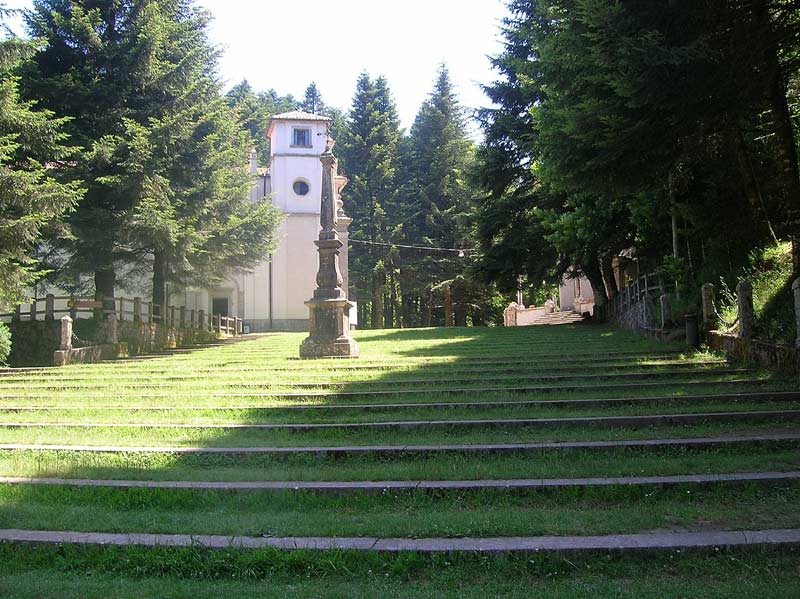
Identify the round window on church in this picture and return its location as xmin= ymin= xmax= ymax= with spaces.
xmin=293 ymin=180 xmax=310 ymax=196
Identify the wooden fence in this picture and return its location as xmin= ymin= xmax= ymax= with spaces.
xmin=1 ymin=295 xmax=243 ymax=336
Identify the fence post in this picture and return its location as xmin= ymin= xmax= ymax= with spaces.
xmin=12 ymin=305 xmax=20 ymax=322
xmin=660 ymin=294 xmax=671 ymax=329
xmin=118 ymin=297 xmax=125 ymax=322
xmin=793 ymin=277 xmax=800 ymax=348
xmin=214 ymin=314 xmax=221 ymax=335
xmin=189 ymin=309 xmax=195 ymax=329
xmin=736 ymin=280 xmax=754 ymax=339
xmin=147 ymin=302 xmax=153 ymax=324
xmin=45 ymin=294 xmax=55 ymax=321
xmin=69 ymin=297 xmax=77 ymax=320
xmin=701 ymin=283 xmax=716 ymax=332
xmin=179 ymin=306 xmax=186 ymax=328
xmin=30 ymin=300 xmax=37 ymax=321
xmin=60 ymin=315 xmax=73 ymax=351
xmin=169 ymin=305 xmax=176 ymax=328
xmin=198 ymin=310 xmax=205 ymax=332
xmin=133 ymin=297 xmax=142 ymax=323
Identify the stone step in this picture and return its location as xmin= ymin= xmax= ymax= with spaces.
xmin=1 ymin=470 xmax=796 ymax=493
xmin=1 ymin=432 xmax=797 ymax=455
xmin=1 ymin=390 xmax=794 ymax=414
xmin=0 ymin=377 xmax=770 ymax=401
xmin=0 ymin=366 xmax=748 ymax=391
xmin=1 ymin=527 xmax=798 ymax=553
xmin=0 ymin=360 xmax=728 ymax=384
xmin=3 ymin=409 xmax=798 ymax=431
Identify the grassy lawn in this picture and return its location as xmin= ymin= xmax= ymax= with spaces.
xmin=0 ymin=323 xmax=797 ymax=595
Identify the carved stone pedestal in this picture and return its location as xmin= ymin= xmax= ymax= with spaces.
xmin=299 ymin=134 xmax=359 ymax=359
xmin=300 ymin=297 xmax=358 ymax=358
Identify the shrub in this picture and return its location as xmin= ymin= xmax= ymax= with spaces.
xmin=0 ymin=322 xmax=11 ymax=366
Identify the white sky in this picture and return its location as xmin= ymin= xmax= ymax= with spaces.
xmin=4 ymin=0 xmax=509 ymax=134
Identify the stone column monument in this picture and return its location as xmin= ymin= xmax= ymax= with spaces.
xmin=299 ymin=136 xmax=359 ymax=358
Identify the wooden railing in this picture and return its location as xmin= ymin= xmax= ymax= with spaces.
xmin=1 ymin=294 xmax=243 ymax=336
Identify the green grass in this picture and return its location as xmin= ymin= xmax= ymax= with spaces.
xmin=0 ymin=544 xmax=798 ymax=598
xmin=0 ymin=323 xmax=798 ymax=595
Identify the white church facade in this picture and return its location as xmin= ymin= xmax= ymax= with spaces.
xmin=172 ymin=111 xmax=353 ymax=332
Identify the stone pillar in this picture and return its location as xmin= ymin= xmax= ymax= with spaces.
xmin=105 ymin=313 xmax=118 ymax=344
xmin=660 ymin=294 xmax=671 ymax=328
xmin=299 ymin=136 xmax=358 ymax=359
xmin=701 ymin=283 xmax=716 ymax=331
xmin=45 ymin=294 xmax=55 ymax=321
xmin=60 ymin=315 xmax=73 ymax=351
xmin=736 ymin=280 xmax=754 ymax=339
xmin=133 ymin=297 xmax=142 ymax=323
xmin=793 ymin=277 xmax=800 ymax=348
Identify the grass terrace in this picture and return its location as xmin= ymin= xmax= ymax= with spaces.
xmin=0 ymin=322 xmax=798 ymax=596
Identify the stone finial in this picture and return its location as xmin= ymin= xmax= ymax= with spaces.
xmin=792 ymin=277 xmax=800 ymax=348
xmin=736 ymin=280 xmax=754 ymax=339
xmin=60 ymin=315 xmax=73 ymax=351
xmin=701 ymin=283 xmax=716 ymax=331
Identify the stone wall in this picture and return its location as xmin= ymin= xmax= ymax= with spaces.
xmin=118 ymin=321 xmax=218 ymax=356
xmin=706 ymin=330 xmax=800 ymax=375
xmin=7 ymin=321 xmax=61 ymax=367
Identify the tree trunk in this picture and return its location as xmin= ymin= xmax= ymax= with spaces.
xmin=600 ymin=253 xmax=618 ymax=301
xmin=582 ymin=257 xmax=608 ymax=320
xmin=732 ymin=129 xmax=778 ymax=242
xmin=443 ymin=284 xmax=453 ymax=327
xmin=94 ymin=265 xmax=116 ymax=320
xmin=372 ymin=267 xmax=385 ymax=329
xmin=423 ymin=288 xmax=432 ymax=327
xmin=152 ymin=250 xmax=168 ymax=319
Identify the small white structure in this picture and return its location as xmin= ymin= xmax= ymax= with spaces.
xmin=175 ymin=111 xmax=354 ymax=331
xmin=558 ymin=272 xmax=595 ymax=316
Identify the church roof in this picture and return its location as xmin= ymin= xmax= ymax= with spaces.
xmin=270 ymin=110 xmax=331 ymax=122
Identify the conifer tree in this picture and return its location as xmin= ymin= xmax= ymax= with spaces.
xmin=338 ymin=72 xmax=402 ymax=327
xmin=0 ymin=11 xmax=82 ymax=308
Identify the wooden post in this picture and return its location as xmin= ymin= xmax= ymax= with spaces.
xmin=147 ymin=302 xmax=153 ymax=324
xmin=198 ymin=310 xmax=205 ymax=331
xmin=169 ymin=305 xmax=176 ymax=328
xmin=189 ymin=309 xmax=195 ymax=329
xmin=69 ymin=298 xmax=77 ymax=320
xmin=660 ymin=294 xmax=671 ymax=329
xmin=133 ymin=297 xmax=142 ymax=323
xmin=736 ymin=280 xmax=754 ymax=339
xmin=215 ymin=314 xmax=221 ymax=335
xmin=29 ymin=300 xmax=36 ymax=321
xmin=179 ymin=306 xmax=186 ymax=328
xmin=701 ymin=283 xmax=716 ymax=332
xmin=45 ymin=294 xmax=55 ymax=321
xmin=118 ymin=298 xmax=125 ymax=322
xmin=12 ymin=305 xmax=20 ymax=322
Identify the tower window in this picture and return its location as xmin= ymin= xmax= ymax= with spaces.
xmin=292 ymin=127 xmax=311 ymax=147
xmin=293 ymin=180 xmax=310 ymax=195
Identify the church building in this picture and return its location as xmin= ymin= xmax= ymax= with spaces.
xmin=172 ymin=111 xmax=354 ymax=332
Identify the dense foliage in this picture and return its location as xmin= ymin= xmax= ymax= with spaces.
xmin=20 ymin=0 xmax=281 ymax=307
xmin=0 ymin=9 xmax=81 ymax=310
xmin=478 ymin=0 xmax=800 ymax=318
